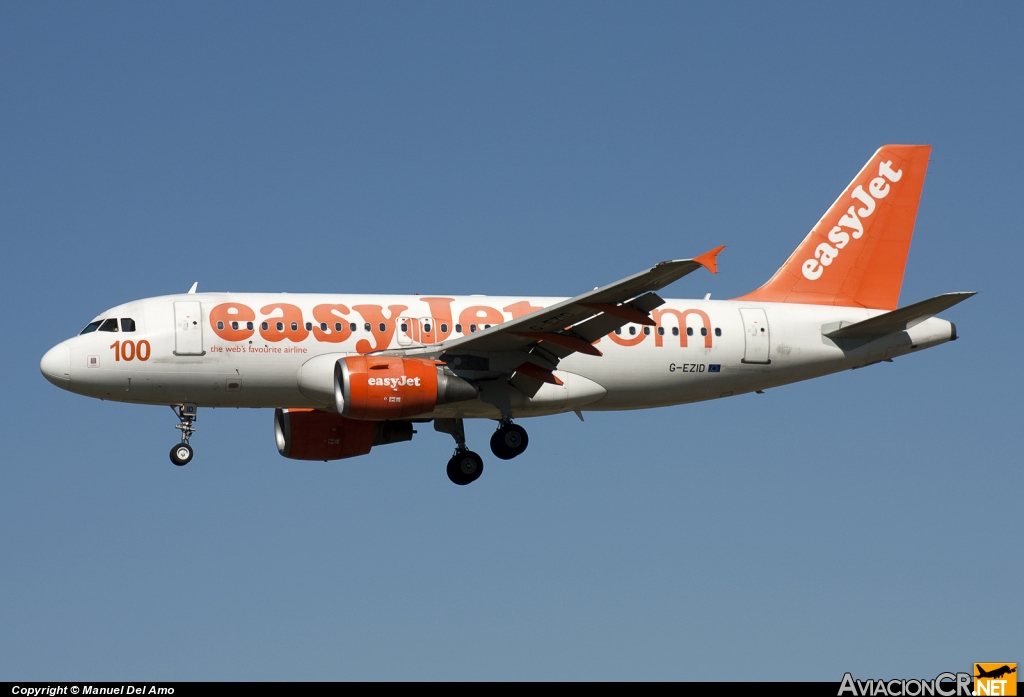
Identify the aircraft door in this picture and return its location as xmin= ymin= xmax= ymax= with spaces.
xmin=739 ymin=308 xmax=770 ymax=364
xmin=397 ymin=317 xmax=415 ymax=347
xmin=420 ymin=317 xmax=436 ymax=344
xmin=173 ymin=301 xmax=205 ymax=356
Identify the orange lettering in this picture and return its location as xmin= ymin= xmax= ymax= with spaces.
xmin=607 ymin=328 xmax=646 ymax=346
xmin=459 ymin=306 xmax=505 ymax=333
xmin=259 ymin=304 xmax=309 ymax=343
xmin=210 ymin=303 xmax=256 ymax=341
xmin=353 ymin=304 xmax=408 ymax=354
xmin=421 ymin=298 xmax=455 ymax=342
xmin=312 ymin=304 xmax=353 ymax=344
xmin=652 ymin=308 xmax=712 ymax=348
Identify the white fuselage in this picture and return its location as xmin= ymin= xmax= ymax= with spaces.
xmin=42 ymin=292 xmax=956 ymax=419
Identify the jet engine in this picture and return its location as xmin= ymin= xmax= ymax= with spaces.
xmin=335 ymin=356 xmax=478 ymax=420
xmin=274 ymin=408 xmax=414 ymax=461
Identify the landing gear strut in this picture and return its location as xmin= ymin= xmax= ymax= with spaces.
xmin=169 ymin=403 xmax=197 ymax=466
xmin=490 ymin=420 xmax=528 ymax=460
xmin=435 ymin=418 xmax=483 ymax=485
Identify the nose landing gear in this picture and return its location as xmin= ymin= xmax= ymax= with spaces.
xmin=490 ymin=420 xmax=529 ymax=460
xmin=169 ymin=403 xmax=197 ymax=466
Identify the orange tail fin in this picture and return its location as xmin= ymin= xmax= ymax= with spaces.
xmin=735 ymin=144 xmax=931 ymax=311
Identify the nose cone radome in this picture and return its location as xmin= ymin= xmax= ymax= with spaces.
xmin=40 ymin=343 xmax=72 ymax=386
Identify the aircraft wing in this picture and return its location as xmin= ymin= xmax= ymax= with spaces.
xmin=379 ymin=246 xmax=723 ymax=393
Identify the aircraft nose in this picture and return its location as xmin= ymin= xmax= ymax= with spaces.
xmin=40 ymin=343 xmax=71 ymax=386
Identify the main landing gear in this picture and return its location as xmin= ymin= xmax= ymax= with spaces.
xmin=169 ymin=403 xmax=197 ymax=466
xmin=447 ymin=450 xmax=484 ymax=486
xmin=434 ymin=417 xmax=530 ymax=485
xmin=435 ymin=418 xmax=483 ymax=486
xmin=490 ymin=420 xmax=529 ymax=460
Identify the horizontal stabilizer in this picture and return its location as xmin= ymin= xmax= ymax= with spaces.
xmin=824 ymin=292 xmax=975 ymax=340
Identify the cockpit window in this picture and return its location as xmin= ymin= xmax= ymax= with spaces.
xmin=80 ymin=320 xmax=103 ymax=334
xmin=120 ymin=318 xmax=136 ymax=332
xmin=98 ymin=318 xmax=119 ymax=332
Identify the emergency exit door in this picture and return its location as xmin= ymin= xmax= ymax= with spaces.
xmin=173 ymin=301 xmax=205 ymax=356
xmin=739 ymin=308 xmax=770 ymax=364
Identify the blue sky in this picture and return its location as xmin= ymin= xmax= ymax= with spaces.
xmin=1 ymin=1 xmax=1020 ymax=680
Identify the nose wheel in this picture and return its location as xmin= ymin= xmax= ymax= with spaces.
xmin=169 ymin=403 xmax=197 ymax=466
xmin=170 ymin=442 xmax=193 ymax=466
xmin=490 ymin=421 xmax=528 ymax=460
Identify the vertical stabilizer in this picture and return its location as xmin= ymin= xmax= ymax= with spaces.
xmin=735 ymin=145 xmax=931 ymax=310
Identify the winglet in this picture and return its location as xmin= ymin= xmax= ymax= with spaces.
xmin=187 ymin=282 xmax=198 ymax=294
xmin=693 ymin=246 xmax=725 ymax=275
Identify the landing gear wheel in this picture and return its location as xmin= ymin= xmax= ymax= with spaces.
xmin=490 ymin=424 xmax=529 ymax=460
xmin=447 ymin=450 xmax=483 ymax=485
xmin=170 ymin=442 xmax=193 ymax=466
xmin=169 ymin=404 xmax=197 ymax=467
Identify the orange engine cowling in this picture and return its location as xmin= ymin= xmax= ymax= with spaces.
xmin=336 ymin=356 xmax=478 ymax=420
xmin=274 ymin=408 xmax=413 ymax=461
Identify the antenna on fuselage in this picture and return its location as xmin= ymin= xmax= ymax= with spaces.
xmin=187 ymin=282 xmax=198 ymax=294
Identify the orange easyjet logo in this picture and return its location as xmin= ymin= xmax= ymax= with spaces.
xmin=802 ymin=159 xmax=903 ymax=281
xmin=209 ymin=299 xmax=717 ymax=352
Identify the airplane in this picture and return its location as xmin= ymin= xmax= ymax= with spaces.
xmin=40 ymin=144 xmax=974 ymax=485
xmin=976 ymin=665 xmax=1017 ymax=680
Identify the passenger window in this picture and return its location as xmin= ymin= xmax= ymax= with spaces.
xmin=615 ymin=328 xmax=621 ymax=335
xmin=455 ymin=324 xmax=463 ymax=333
xmin=276 ymin=322 xmax=284 ymax=331
xmin=291 ymin=322 xmax=299 ymax=331
xmin=349 ymin=323 xmax=356 ymax=332
xmin=628 ymin=326 xmax=636 ymax=335
xmin=701 ymin=327 xmax=708 ymax=336
xmin=440 ymin=323 xmax=448 ymax=333
xmin=470 ymin=324 xmax=477 ymax=333
xmin=80 ymin=320 xmax=103 ymax=334
xmin=672 ymin=327 xmax=679 ymax=336
xmin=364 ymin=323 xmax=371 ymax=332
xmin=686 ymin=327 xmax=693 ymax=336
xmin=400 ymin=322 xmax=408 ymax=332
xmin=484 ymin=324 xmax=491 ymax=329
xmin=262 ymin=322 xmax=269 ymax=331
xmin=217 ymin=321 xmax=225 ymax=330
xmin=322 ymin=323 xmax=329 ymax=331
xmin=247 ymin=322 xmax=254 ymax=330
xmin=715 ymin=328 xmax=721 ymax=336
xmin=305 ymin=322 xmax=312 ymax=331
xmin=99 ymin=318 xmax=119 ymax=332
xmin=658 ymin=327 xmax=665 ymax=336
xmin=231 ymin=321 xmax=239 ymax=330
xmin=424 ymin=323 xmax=432 ymax=332
xmin=643 ymin=326 xmax=650 ymax=335
xmin=120 ymin=318 xmax=136 ymax=332
xmin=378 ymin=323 xmax=386 ymax=332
